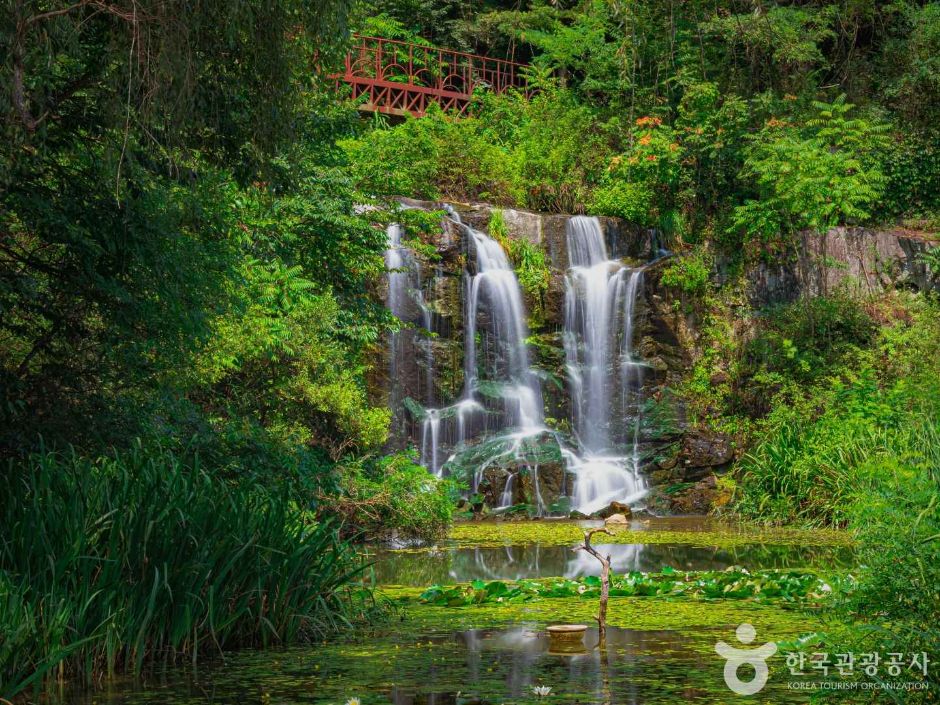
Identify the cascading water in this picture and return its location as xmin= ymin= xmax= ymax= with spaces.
xmin=462 ymin=224 xmax=543 ymax=431
xmin=562 ymin=216 xmax=648 ymax=514
xmin=384 ymin=223 xmax=435 ymax=441
xmin=417 ymin=211 xmax=548 ymax=505
xmin=390 ymin=207 xmax=654 ymax=516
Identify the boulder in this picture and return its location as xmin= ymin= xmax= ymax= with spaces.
xmin=595 ymin=501 xmax=633 ymax=520
xmin=679 ymin=430 xmax=734 ymax=478
xmin=481 ymin=466 xmax=514 ymax=507
xmin=520 ymin=461 xmax=567 ymax=508
xmin=644 ymin=474 xmax=731 ymax=515
xmin=604 ymin=513 xmax=630 ymax=525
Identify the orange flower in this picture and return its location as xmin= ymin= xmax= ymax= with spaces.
xmin=766 ymin=118 xmax=788 ymax=128
xmin=638 ymin=134 xmax=652 ymax=146
xmin=646 ymin=154 xmax=658 ymax=161
xmin=635 ymin=116 xmax=662 ymax=127
xmin=784 ymin=93 xmax=797 ymax=102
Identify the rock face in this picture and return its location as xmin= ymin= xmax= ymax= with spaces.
xmin=371 ymin=198 xmax=939 ymax=510
xmin=739 ymin=227 xmax=939 ymax=306
xmin=646 ymin=474 xmax=734 ymax=515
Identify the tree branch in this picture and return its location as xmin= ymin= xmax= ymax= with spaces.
xmin=574 ymin=528 xmax=613 ymax=639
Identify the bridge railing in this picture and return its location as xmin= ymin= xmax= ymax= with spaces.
xmin=335 ymin=35 xmax=530 ymax=116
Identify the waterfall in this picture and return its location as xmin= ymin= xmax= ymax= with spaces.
xmin=417 ymin=211 xmax=546 ymax=497
xmin=563 ymin=216 xmax=647 ymax=515
xmin=463 ymin=225 xmax=543 ymax=431
xmin=384 ymin=223 xmax=435 ymax=443
xmin=394 ymin=208 xmax=651 ymax=516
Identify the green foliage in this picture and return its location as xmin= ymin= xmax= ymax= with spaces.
xmin=733 ymin=294 xmax=940 ymax=526
xmin=701 ymin=5 xmax=837 ymax=92
xmin=343 ymin=104 xmax=521 ymax=204
xmin=590 ymin=180 xmax=653 ymax=223
xmin=488 ymin=210 xmax=550 ymax=307
xmin=419 ymin=568 xmax=840 ymax=606
xmin=328 ymin=452 xmax=455 ymax=542
xmin=0 ymin=447 xmax=379 ymax=700
xmin=881 ymin=3 xmax=940 ymax=129
xmin=660 ymin=249 xmax=713 ymax=297
xmin=506 ymin=90 xmax=613 ymax=213
xmin=357 ymin=0 xmax=940 ymax=227
xmin=831 ymin=452 xmax=940 ymax=697
xmin=732 ymin=96 xmax=891 ymax=239
xmin=880 ymin=128 xmax=940 ymax=218
xmin=343 ymin=89 xmax=613 ymax=213
xmin=742 ymin=296 xmax=876 ymax=393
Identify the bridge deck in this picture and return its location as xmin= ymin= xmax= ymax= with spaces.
xmin=335 ymin=35 xmax=530 ymax=117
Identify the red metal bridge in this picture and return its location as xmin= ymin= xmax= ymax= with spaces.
xmin=335 ymin=35 xmax=530 ymax=117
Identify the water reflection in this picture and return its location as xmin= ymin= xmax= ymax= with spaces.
xmin=388 ymin=624 xmax=692 ymax=705
xmin=54 ymin=620 xmax=809 ymax=705
xmin=370 ymin=542 xmax=854 ymax=586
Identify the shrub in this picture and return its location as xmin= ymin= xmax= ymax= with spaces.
xmin=733 ymin=294 xmax=940 ymax=527
xmin=488 ymin=210 xmax=550 ymax=307
xmin=329 ymin=452 xmax=455 ymax=542
xmin=590 ymin=180 xmax=654 ymax=223
xmin=660 ymin=249 xmax=712 ymax=296
xmin=731 ymin=96 xmax=891 ymax=239
xmin=742 ymin=295 xmax=876 ymax=387
xmin=342 ymin=105 xmax=521 ymax=205
xmin=0 ymin=447 xmax=377 ymax=700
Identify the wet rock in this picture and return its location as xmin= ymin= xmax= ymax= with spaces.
xmin=679 ymin=430 xmax=734 ymax=478
xmin=709 ymin=371 xmax=730 ymax=386
xmin=595 ymin=501 xmax=633 ymax=519
xmin=604 ymin=513 xmax=630 ymax=525
xmin=645 ymin=474 xmax=731 ymax=515
xmin=468 ymin=432 xmax=569 ymax=509
xmin=520 ymin=461 xmax=567 ymax=508
xmin=481 ymin=467 xmax=514 ymax=507
xmin=569 ymin=510 xmax=590 ymax=520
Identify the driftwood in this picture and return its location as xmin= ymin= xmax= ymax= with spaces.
xmin=573 ymin=527 xmax=612 ymax=639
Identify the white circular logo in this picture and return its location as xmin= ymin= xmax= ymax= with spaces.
xmin=715 ymin=623 xmax=778 ymax=695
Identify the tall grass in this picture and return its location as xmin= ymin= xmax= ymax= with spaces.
xmin=733 ymin=293 xmax=940 ymax=527
xmin=731 ymin=294 xmax=940 ymax=698
xmin=0 ymin=447 xmax=379 ymax=700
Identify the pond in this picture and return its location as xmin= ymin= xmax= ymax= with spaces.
xmin=368 ymin=517 xmax=855 ymax=586
xmin=53 ymin=518 xmax=853 ymax=705
xmin=368 ymin=542 xmax=854 ymax=586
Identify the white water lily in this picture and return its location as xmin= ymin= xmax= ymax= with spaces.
xmin=532 ymin=685 xmax=552 ymax=696
xmin=345 ymin=698 xmax=362 ymax=705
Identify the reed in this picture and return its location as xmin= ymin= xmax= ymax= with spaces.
xmin=0 ymin=447 xmax=378 ymax=699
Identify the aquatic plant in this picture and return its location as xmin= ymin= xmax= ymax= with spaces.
xmin=418 ymin=568 xmax=845 ymax=607
xmin=442 ymin=521 xmax=853 ymax=550
xmin=0 ymin=448 xmax=382 ymax=700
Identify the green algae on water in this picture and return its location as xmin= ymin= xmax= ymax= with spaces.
xmin=434 ymin=519 xmax=854 ymax=550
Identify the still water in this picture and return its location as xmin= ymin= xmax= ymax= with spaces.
xmin=53 ymin=519 xmax=849 ymax=705
xmin=368 ymin=542 xmax=854 ymax=586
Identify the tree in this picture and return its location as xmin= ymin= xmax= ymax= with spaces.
xmin=731 ymin=95 xmax=890 ymax=241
